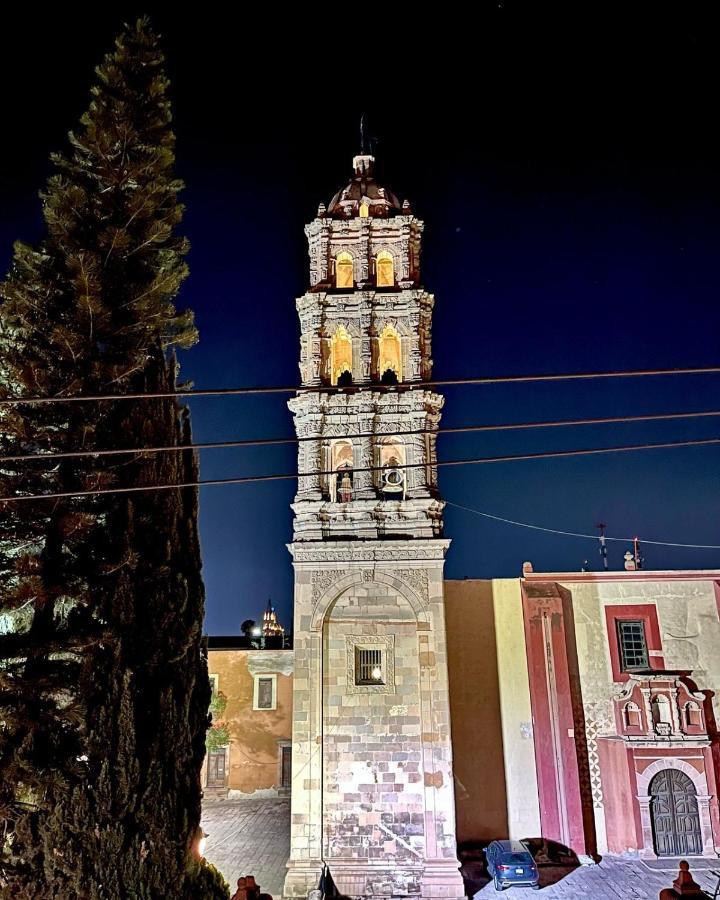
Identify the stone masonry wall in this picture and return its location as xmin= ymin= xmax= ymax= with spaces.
xmin=323 ymin=586 xmax=424 ymax=878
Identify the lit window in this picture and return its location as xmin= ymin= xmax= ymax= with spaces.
xmin=355 ymin=647 xmax=384 ymax=685
xmin=331 ymin=325 xmax=353 ymax=385
xmin=376 ymin=250 xmax=394 ymax=287
xmin=253 ymin=674 xmax=277 ymax=710
xmin=378 ymin=324 xmax=402 ymax=382
xmin=335 ymin=252 xmax=354 ymax=289
xmin=359 ymin=202 xmax=369 ymax=218
xmin=329 ymin=439 xmax=353 ymax=502
xmin=617 ymin=620 xmax=649 ymax=672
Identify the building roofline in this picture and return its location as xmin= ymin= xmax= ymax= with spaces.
xmin=522 ymin=569 xmax=720 ymax=584
xmin=205 ymin=636 xmax=293 ymax=651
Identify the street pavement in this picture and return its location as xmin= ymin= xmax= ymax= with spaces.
xmin=201 ymin=799 xmax=720 ymax=899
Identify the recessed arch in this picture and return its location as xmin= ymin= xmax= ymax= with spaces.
xmin=376 ymin=250 xmax=395 ymax=287
xmin=335 ymin=251 xmax=354 ymax=289
xmin=329 ymin=439 xmax=354 ymax=502
xmin=311 ymin=571 xmax=429 ymax=632
xmin=378 ymin=323 xmax=402 ymax=382
xmin=330 ymin=325 xmax=353 ymax=385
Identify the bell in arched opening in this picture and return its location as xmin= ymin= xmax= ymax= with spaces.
xmin=379 ymin=444 xmax=406 ymax=500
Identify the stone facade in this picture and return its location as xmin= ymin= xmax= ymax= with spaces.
xmin=284 ymin=154 xmax=464 ymax=900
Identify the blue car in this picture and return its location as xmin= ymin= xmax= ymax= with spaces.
xmin=485 ymin=840 xmax=539 ymax=892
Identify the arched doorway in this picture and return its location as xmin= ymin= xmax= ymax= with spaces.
xmin=650 ymin=768 xmax=702 ymax=856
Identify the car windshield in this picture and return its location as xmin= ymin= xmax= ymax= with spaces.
xmin=501 ymin=853 xmax=530 ymax=864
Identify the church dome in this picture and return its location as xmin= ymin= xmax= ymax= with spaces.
xmin=327 ymin=154 xmax=404 ymax=218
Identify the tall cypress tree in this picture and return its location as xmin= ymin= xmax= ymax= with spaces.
xmin=0 ymin=19 xmax=228 ymax=898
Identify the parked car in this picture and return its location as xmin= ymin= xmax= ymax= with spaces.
xmin=520 ymin=837 xmax=580 ymax=868
xmin=484 ymin=840 xmax=539 ymax=892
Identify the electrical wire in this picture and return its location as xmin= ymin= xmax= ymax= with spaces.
xmin=444 ymin=500 xmax=720 ymax=551
xmin=2 ymin=435 xmax=719 ymax=503
xmin=3 ymin=408 xmax=720 ymax=465
xmin=2 ymin=363 xmax=720 ymax=406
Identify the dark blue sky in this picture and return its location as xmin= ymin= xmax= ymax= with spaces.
xmin=3 ymin=6 xmax=720 ymax=634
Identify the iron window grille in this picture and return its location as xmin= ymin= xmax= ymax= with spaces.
xmin=355 ymin=647 xmax=384 ymax=685
xmin=617 ymin=620 xmax=650 ymax=671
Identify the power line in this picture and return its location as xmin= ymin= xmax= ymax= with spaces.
xmin=444 ymin=500 xmax=720 ymax=551
xmin=3 ymin=407 xmax=720 ymax=465
xmin=2 ymin=364 xmax=720 ymax=406
xmin=2 ymin=435 xmax=719 ymax=503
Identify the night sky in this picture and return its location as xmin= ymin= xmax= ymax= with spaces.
xmin=3 ymin=6 xmax=720 ymax=635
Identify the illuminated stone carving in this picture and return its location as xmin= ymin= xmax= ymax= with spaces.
xmin=284 ymin=152 xmax=463 ymax=900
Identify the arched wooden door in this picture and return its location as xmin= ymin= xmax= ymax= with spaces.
xmin=650 ymin=769 xmax=702 ymax=856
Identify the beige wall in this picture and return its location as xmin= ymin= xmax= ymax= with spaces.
xmin=491 ymin=579 xmax=542 ymax=839
xmin=444 ymin=579 xmax=509 ymax=843
xmin=208 ymin=649 xmax=293 ymax=796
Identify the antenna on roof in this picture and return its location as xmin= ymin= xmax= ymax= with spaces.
xmin=360 ymin=114 xmax=366 ymax=154
xmin=596 ymin=522 xmax=609 ymax=570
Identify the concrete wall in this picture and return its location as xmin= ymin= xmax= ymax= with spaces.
xmin=207 ymin=649 xmax=293 ymax=796
xmin=444 ymin=579 xmax=509 ymax=843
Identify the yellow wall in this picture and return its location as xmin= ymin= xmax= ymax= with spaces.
xmin=492 ymin=578 xmax=541 ymax=839
xmin=444 ymin=579 xmax=509 ymax=842
xmin=208 ymin=649 xmax=293 ymax=795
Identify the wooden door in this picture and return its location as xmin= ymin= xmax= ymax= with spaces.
xmin=281 ymin=745 xmax=292 ymax=789
xmin=650 ymin=769 xmax=702 ymax=856
xmin=207 ymin=749 xmax=227 ymax=788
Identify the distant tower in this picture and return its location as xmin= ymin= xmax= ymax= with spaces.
xmin=284 ymin=151 xmax=463 ymax=900
xmin=261 ymin=599 xmax=285 ymax=638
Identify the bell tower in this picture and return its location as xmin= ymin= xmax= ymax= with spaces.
xmin=284 ymin=152 xmax=464 ymax=900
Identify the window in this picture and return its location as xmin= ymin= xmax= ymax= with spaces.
xmin=346 ymin=635 xmax=394 ymax=694
xmin=359 ymin=202 xmax=369 ymax=218
xmin=376 ymin=250 xmax=394 ymax=287
xmin=617 ymin=620 xmax=649 ymax=671
xmin=378 ymin=324 xmax=402 ymax=382
xmin=253 ymin=673 xmax=277 ymax=710
xmin=331 ymin=325 xmax=353 ymax=385
xmin=335 ymin=252 xmax=354 ymax=289
xmin=355 ymin=647 xmax=384 ymax=685
xmin=604 ymin=605 xmax=664 ymax=681
xmin=209 ymin=673 xmax=219 ymax=693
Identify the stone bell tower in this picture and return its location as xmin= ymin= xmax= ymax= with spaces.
xmin=284 ymin=151 xmax=464 ymax=900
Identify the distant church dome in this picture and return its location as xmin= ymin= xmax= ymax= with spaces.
xmin=327 ymin=154 xmax=404 ymax=218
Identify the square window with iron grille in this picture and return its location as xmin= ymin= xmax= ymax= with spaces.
xmin=355 ymin=647 xmax=384 ymax=685
xmin=617 ymin=620 xmax=649 ymax=671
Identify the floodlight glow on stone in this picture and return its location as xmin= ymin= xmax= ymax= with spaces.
xmin=371 ymin=666 xmax=383 ymax=681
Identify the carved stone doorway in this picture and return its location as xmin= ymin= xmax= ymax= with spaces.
xmin=650 ymin=768 xmax=702 ymax=856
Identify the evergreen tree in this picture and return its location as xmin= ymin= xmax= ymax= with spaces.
xmin=0 ymin=19 xmax=228 ymax=898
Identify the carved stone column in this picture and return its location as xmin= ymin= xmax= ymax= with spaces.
xmin=354 ymin=421 xmax=375 ymax=498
